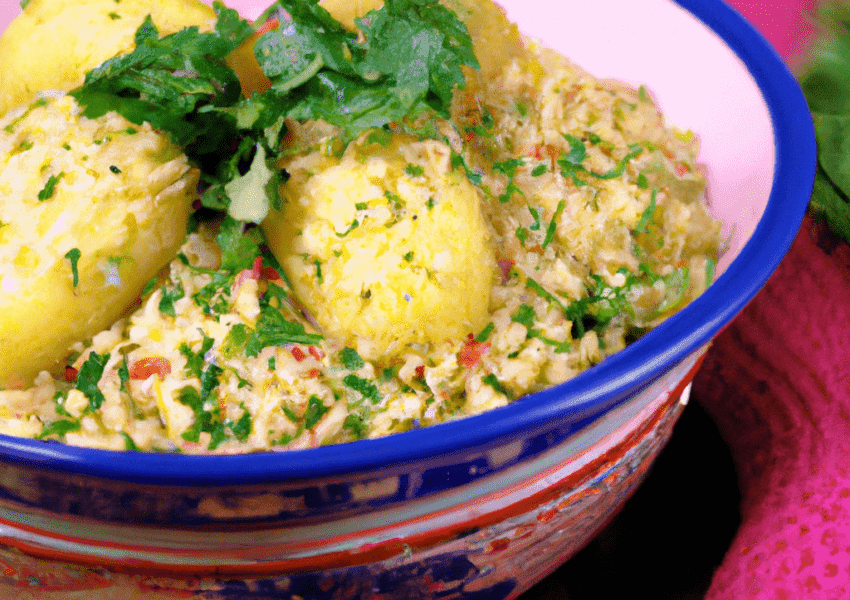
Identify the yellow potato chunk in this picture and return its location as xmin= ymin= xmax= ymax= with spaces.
xmin=263 ymin=132 xmax=497 ymax=360
xmin=0 ymin=0 xmax=217 ymax=115
xmin=0 ymin=95 xmax=198 ymax=387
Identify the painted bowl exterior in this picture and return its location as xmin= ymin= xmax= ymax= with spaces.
xmin=0 ymin=0 xmax=814 ymax=597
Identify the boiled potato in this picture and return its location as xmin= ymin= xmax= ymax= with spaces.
xmin=263 ymin=132 xmax=497 ymax=361
xmin=0 ymin=0 xmax=216 ymax=115
xmin=0 ymin=95 xmax=198 ymax=387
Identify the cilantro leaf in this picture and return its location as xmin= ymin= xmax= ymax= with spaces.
xmin=75 ymin=351 xmax=110 ymax=411
xmin=244 ymin=309 xmax=323 ymax=357
xmin=36 ymin=419 xmax=81 ymax=440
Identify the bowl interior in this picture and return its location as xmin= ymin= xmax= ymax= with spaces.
xmin=0 ymin=0 xmax=813 ymax=483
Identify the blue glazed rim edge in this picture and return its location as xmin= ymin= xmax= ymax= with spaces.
xmin=0 ymin=0 xmax=815 ymax=485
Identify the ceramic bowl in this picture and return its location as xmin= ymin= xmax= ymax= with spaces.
xmin=0 ymin=0 xmax=814 ymax=598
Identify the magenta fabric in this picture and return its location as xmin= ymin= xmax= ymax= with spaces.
xmin=696 ymin=1 xmax=850 ymax=597
xmin=729 ymin=0 xmax=821 ymax=68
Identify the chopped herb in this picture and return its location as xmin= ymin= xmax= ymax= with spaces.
xmin=634 ymin=188 xmax=658 ymax=234
xmin=542 ymin=199 xmax=566 ymax=248
xmin=515 ymin=226 xmax=530 ymax=247
xmin=482 ymin=373 xmax=508 ymax=396
xmin=121 ymin=431 xmax=140 ymax=451
xmin=493 ymin=157 xmax=525 ymax=203
xmin=118 ymin=354 xmax=130 ymax=394
xmin=36 ymin=419 xmax=81 ymax=440
xmin=177 ymin=386 xmax=226 ymax=449
xmin=244 ymin=309 xmax=323 ymax=357
xmin=475 ymin=322 xmax=495 ymax=342
xmin=268 ymin=356 xmax=276 ymax=371
xmin=403 ymin=251 xmax=414 ymax=262
xmin=355 ymin=202 xmax=369 ymax=210
xmin=335 ymin=219 xmax=360 ymax=237
xmin=405 ymin=164 xmax=425 ymax=177
xmin=558 ymin=134 xmax=643 ymax=184
xmin=303 ymin=395 xmax=328 ymax=429
xmin=107 ymin=11 xmax=121 ymax=20
xmin=157 ymin=282 xmax=185 ymax=317
xmin=511 ymin=304 xmax=537 ymax=330
xmin=52 ymin=391 xmax=72 ymax=418
xmin=180 ymin=334 xmax=216 ymax=379
xmin=38 ymin=172 xmax=65 ymax=201
xmin=64 ymin=248 xmax=81 ymax=289
xmin=227 ymin=405 xmax=252 ymax=441
xmin=339 ymin=347 xmax=365 ymax=371
xmin=588 ymin=143 xmax=644 ymax=180
xmin=516 ymin=100 xmax=528 ymax=116
xmin=75 ymin=351 xmax=110 ymax=411
xmin=142 ymin=276 xmax=158 ymax=298
xmin=343 ymin=414 xmax=368 ymax=439
xmin=531 ymin=163 xmax=547 ymax=177
xmin=282 ymin=405 xmax=299 ymax=423
xmin=343 ymin=374 xmax=381 ymax=404
xmin=314 ymin=259 xmax=323 ymax=284
xmin=636 ymin=172 xmax=649 ymax=189
xmin=109 ymin=165 xmax=122 ymax=174
xmin=528 ymin=207 xmax=542 ymax=231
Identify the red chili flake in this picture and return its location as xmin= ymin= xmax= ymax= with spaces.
xmin=458 ymin=338 xmax=490 ymax=369
xmin=130 ymin=357 xmax=171 ymax=380
xmin=64 ymin=366 xmax=78 ymax=382
xmin=308 ymin=346 xmax=325 ymax=362
xmin=415 ymin=365 xmax=426 ymax=379
xmin=308 ymin=369 xmax=321 ymax=379
xmin=674 ymin=162 xmax=689 ymax=177
xmin=290 ymin=347 xmax=307 ymax=362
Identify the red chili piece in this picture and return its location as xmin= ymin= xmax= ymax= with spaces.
xmin=458 ymin=338 xmax=491 ymax=369
xmin=130 ymin=357 xmax=172 ymax=380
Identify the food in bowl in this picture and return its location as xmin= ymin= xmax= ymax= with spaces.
xmin=0 ymin=0 xmax=722 ymax=453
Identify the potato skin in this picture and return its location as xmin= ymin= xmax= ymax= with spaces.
xmin=0 ymin=96 xmax=197 ymax=387
xmin=0 ymin=0 xmax=216 ymax=115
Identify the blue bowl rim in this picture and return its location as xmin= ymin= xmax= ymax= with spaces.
xmin=0 ymin=0 xmax=815 ymax=485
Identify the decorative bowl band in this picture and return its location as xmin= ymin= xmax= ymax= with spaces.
xmin=0 ymin=348 xmax=705 ymax=599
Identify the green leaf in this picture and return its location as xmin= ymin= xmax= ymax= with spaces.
xmin=216 ymin=216 xmax=261 ymax=272
xmin=245 ymin=310 xmax=323 ymax=357
xmin=339 ymin=347 xmax=365 ymax=371
xmin=64 ymin=247 xmax=81 ymax=289
xmin=36 ymin=419 xmax=81 ymax=440
xmin=343 ymin=374 xmax=381 ymax=404
xmin=39 ymin=172 xmax=65 ymax=201
xmin=75 ymin=352 xmax=110 ymax=411
xmin=303 ymin=395 xmax=329 ymax=429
